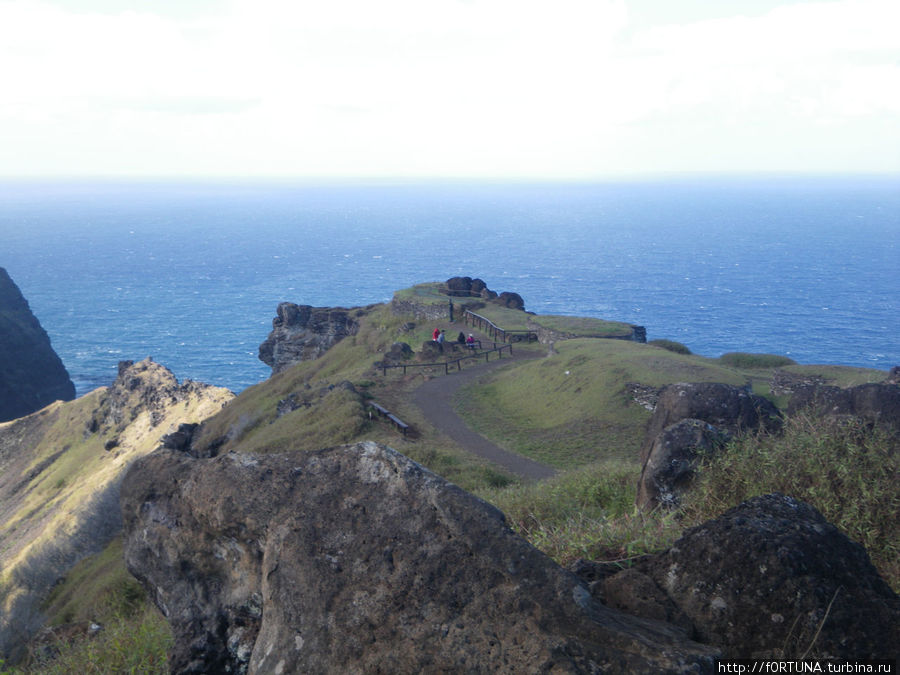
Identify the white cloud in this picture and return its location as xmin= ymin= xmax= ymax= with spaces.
xmin=0 ymin=0 xmax=897 ymax=177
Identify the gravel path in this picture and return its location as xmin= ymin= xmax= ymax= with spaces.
xmin=413 ymin=351 xmax=557 ymax=482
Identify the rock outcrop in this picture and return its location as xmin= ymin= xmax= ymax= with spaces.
xmin=602 ymin=494 xmax=900 ymax=659
xmin=258 ymin=302 xmax=370 ymax=374
xmin=636 ymin=382 xmax=782 ymax=510
xmin=0 ymin=358 xmax=232 ymax=663
xmin=121 ymin=441 xmax=718 ymax=673
xmin=0 ymin=267 xmax=75 ymax=422
xmin=786 ymin=381 xmax=900 ymax=431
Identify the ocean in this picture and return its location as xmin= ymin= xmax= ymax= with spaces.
xmin=1 ymin=176 xmax=897 ymax=397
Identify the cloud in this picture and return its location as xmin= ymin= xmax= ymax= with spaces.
xmin=0 ymin=0 xmax=897 ymax=177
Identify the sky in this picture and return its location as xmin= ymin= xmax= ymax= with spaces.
xmin=1 ymin=0 xmax=898 ymax=179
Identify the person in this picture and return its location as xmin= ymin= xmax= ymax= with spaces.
xmin=432 ymin=327 xmax=440 ymax=341
xmin=437 ymin=330 xmax=445 ymax=345
xmin=466 ymin=333 xmax=475 ymax=350
xmin=457 ymin=331 xmax=466 ymax=344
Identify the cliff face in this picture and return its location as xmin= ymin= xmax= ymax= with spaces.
xmin=0 ymin=267 xmax=75 ymax=422
xmin=258 ymin=302 xmax=369 ymax=374
xmin=0 ymin=358 xmax=233 ymax=663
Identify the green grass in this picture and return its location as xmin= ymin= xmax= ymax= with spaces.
xmin=468 ymin=305 xmax=633 ymax=337
xmin=8 ymin=538 xmax=172 ymax=674
xmin=648 ymin=339 xmax=692 ymax=355
xmin=456 ymin=339 xmax=754 ymax=469
xmin=528 ymin=314 xmax=634 ymax=337
xmin=391 ymin=282 xmax=449 ymax=305
xmin=681 ymin=415 xmax=899 ymax=591
xmin=479 ymin=460 xmax=681 ymax=566
xmin=718 ymin=352 xmax=797 ymax=368
xmin=9 ymin=606 xmax=171 ymax=675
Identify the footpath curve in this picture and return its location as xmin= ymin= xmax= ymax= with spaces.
xmin=413 ymin=351 xmax=556 ymax=482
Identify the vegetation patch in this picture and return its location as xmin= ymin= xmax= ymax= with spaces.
xmin=682 ymin=416 xmax=899 ymax=591
xmin=718 ymin=352 xmax=796 ymax=369
xmin=648 ymin=339 xmax=692 ymax=355
xmin=391 ymin=282 xmax=449 ymax=305
xmin=455 ymin=339 xmax=753 ymax=468
xmin=529 ymin=314 xmax=634 ymax=337
xmin=479 ymin=460 xmax=681 ymax=566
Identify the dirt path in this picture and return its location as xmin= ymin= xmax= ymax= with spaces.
xmin=413 ymin=350 xmax=556 ymax=482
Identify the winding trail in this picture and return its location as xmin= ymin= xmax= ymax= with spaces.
xmin=413 ymin=350 xmax=556 ymax=481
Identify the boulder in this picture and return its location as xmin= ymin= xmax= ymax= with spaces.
xmin=635 ymin=419 xmax=731 ymax=511
xmin=622 ymin=494 xmax=900 ymax=659
xmin=0 ymin=267 xmax=75 ymax=422
xmin=258 ymin=302 xmax=367 ymax=374
xmin=787 ymin=382 xmax=900 ymax=430
xmin=379 ymin=341 xmax=414 ymax=366
xmin=496 ymin=291 xmax=525 ymax=310
xmin=640 ymin=382 xmax=781 ymax=466
xmin=445 ymin=276 xmax=488 ymax=298
xmin=121 ymin=442 xmax=719 ymax=673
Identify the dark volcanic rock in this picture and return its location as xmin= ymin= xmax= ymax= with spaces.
xmin=635 ymin=419 xmax=732 ymax=511
xmin=121 ymin=442 xmax=718 ymax=673
xmin=628 ymin=494 xmax=900 ymax=659
xmin=640 ymin=382 xmax=782 ymax=466
xmin=258 ymin=302 xmax=367 ymax=374
xmin=0 ymin=268 xmax=75 ymax=422
xmin=496 ymin=291 xmax=525 ymax=310
xmin=787 ymin=382 xmax=900 ymax=430
xmin=446 ymin=276 xmax=491 ymax=298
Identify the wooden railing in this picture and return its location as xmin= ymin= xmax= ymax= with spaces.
xmin=379 ymin=342 xmax=513 ymax=376
xmin=463 ymin=310 xmax=538 ymax=343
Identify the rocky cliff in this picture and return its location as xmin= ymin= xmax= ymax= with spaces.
xmin=258 ymin=302 xmax=370 ymax=374
xmin=121 ymin=442 xmax=719 ymax=673
xmin=0 ymin=359 xmax=233 ymax=663
xmin=0 ymin=267 xmax=75 ymax=422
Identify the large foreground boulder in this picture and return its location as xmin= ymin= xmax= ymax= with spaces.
xmin=605 ymin=494 xmax=899 ymax=659
xmin=121 ymin=442 xmax=717 ymax=673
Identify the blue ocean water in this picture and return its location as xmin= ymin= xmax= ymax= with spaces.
xmin=1 ymin=177 xmax=897 ymax=396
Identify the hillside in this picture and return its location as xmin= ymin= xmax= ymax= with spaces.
xmin=0 ymin=359 xmax=232 ymax=664
xmin=1 ymin=279 xmax=896 ymax=670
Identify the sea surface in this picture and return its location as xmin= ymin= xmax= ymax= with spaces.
xmin=1 ymin=176 xmax=897 ymax=397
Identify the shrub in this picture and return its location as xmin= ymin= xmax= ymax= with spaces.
xmin=718 ymin=352 xmax=796 ymax=368
xmin=648 ymin=339 xmax=691 ymax=355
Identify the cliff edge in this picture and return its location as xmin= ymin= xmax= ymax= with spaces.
xmin=0 ymin=267 xmax=75 ymax=422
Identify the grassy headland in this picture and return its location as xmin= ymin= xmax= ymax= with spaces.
xmin=5 ymin=281 xmax=896 ymax=671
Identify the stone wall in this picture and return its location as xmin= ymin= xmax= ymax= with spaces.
xmin=529 ymin=321 xmax=647 ymax=345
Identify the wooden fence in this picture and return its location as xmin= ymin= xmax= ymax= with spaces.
xmin=463 ymin=310 xmax=538 ymax=343
xmin=379 ymin=342 xmax=513 ymax=376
